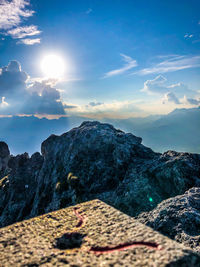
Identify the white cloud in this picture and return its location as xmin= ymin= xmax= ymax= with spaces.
xmin=183 ymin=96 xmax=200 ymax=106
xmin=0 ymin=0 xmax=34 ymax=30
xmin=141 ymin=75 xmax=195 ymax=96
xmin=162 ymin=92 xmax=180 ymax=105
xmin=67 ymin=100 xmax=141 ymax=119
xmin=135 ymin=55 xmax=200 ymax=75
xmin=0 ymin=0 xmax=41 ymax=45
xmin=17 ymin=38 xmax=40 ymax=45
xmin=184 ymin=34 xmax=193 ymax=38
xmin=141 ymin=75 xmax=200 ymax=108
xmin=103 ymin=54 xmax=137 ymax=78
xmin=7 ymin=25 xmax=41 ymax=38
xmin=0 ymin=97 xmax=9 ymax=108
xmin=142 ymin=75 xmax=168 ymax=95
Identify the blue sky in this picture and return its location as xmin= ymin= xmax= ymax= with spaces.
xmin=0 ymin=0 xmax=200 ymax=118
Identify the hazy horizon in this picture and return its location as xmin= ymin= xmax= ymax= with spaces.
xmin=0 ymin=106 xmax=199 ymax=155
xmin=0 ymin=0 xmax=199 ymax=155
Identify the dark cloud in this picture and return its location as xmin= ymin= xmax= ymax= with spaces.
xmin=23 ymin=85 xmax=65 ymax=115
xmin=87 ymin=101 xmax=104 ymax=107
xmin=0 ymin=60 xmax=28 ymax=98
xmin=0 ymin=61 xmax=69 ymax=115
xmin=63 ymin=104 xmax=77 ymax=109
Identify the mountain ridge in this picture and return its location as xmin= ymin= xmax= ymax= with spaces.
xmin=1 ymin=107 xmax=199 ymax=155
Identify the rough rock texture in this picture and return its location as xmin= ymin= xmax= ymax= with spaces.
xmin=0 ymin=199 xmax=200 ymax=267
xmin=0 ymin=141 xmax=10 ymax=174
xmin=0 ymin=121 xmax=200 ymax=239
xmin=137 ymin=187 xmax=200 ymax=253
xmin=0 ymin=152 xmax=43 ymax=226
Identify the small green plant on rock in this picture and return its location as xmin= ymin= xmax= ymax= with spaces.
xmin=55 ymin=172 xmax=79 ymax=193
xmin=0 ymin=175 xmax=9 ymax=189
xmin=67 ymin=172 xmax=78 ymax=181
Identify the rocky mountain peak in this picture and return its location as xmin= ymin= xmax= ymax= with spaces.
xmin=0 ymin=121 xmax=200 ymax=254
xmin=41 ymin=121 xmax=143 ymax=158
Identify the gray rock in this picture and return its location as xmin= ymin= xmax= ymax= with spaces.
xmin=0 ymin=120 xmax=200 ymax=252
xmin=1 ymin=200 xmax=200 ymax=267
xmin=0 ymin=141 xmax=10 ymax=173
xmin=0 ymin=152 xmax=43 ymax=227
xmin=137 ymin=187 xmax=200 ymax=253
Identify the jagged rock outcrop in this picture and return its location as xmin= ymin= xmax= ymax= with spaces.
xmin=0 ymin=141 xmax=10 ymax=174
xmin=0 ymin=152 xmax=43 ymax=226
xmin=0 ymin=121 xmax=200 ymax=239
xmin=137 ymin=187 xmax=200 ymax=253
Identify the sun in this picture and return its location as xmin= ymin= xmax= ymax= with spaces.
xmin=40 ymin=54 xmax=66 ymax=78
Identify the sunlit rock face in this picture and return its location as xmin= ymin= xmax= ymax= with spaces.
xmin=137 ymin=187 xmax=200 ymax=253
xmin=0 ymin=121 xmax=200 ymax=234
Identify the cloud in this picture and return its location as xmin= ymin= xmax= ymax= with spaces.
xmin=67 ymin=100 xmax=141 ymax=119
xmin=0 ymin=60 xmax=28 ymax=98
xmin=17 ymin=38 xmax=41 ymax=45
xmin=87 ymin=101 xmax=104 ymax=107
xmin=184 ymin=34 xmax=193 ymax=38
xmin=141 ymin=75 xmax=199 ymax=108
xmin=23 ymin=85 xmax=66 ymax=115
xmin=0 ymin=61 xmax=70 ymax=115
xmin=135 ymin=55 xmax=200 ymax=75
xmin=86 ymin=8 xmax=92 ymax=14
xmin=141 ymin=75 xmax=194 ymax=97
xmin=63 ymin=104 xmax=77 ymax=109
xmin=0 ymin=97 xmax=9 ymax=108
xmin=162 ymin=92 xmax=180 ymax=105
xmin=7 ymin=25 xmax=41 ymax=38
xmin=0 ymin=0 xmax=34 ymax=30
xmin=103 ymin=54 xmax=137 ymax=78
xmin=183 ymin=96 xmax=200 ymax=106
xmin=141 ymin=75 xmax=168 ymax=95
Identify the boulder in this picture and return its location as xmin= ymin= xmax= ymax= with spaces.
xmin=137 ymin=187 xmax=200 ymax=253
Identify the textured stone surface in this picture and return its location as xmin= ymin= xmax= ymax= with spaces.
xmin=0 ymin=121 xmax=200 ymax=239
xmin=137 ymin=187 xmax=200 ymax=253
xmin=0 ymin=141 xmax=10 ymax=173
xmin=0 ymin=200 xmax=200 ymax=267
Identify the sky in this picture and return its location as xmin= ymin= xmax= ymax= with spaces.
xmin=0 ymin=0 xmax=200 ymax=119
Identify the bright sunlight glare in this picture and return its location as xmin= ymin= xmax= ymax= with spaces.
xmin=40 ymin=54 xmax=66 ymax=78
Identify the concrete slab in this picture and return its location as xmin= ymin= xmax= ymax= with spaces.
xmin=0 ymin=199 xmax=199 ymax=266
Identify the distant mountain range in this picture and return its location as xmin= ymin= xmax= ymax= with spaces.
xmin=110 ymin=107 xmax=200 ymax=153
xmin=0 ymin=107 xmax=199 ymax=155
